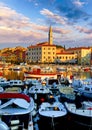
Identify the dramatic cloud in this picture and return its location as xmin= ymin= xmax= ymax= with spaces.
xmin=0 ymin=3 xmax=48 ymax=44
xmin=0 ymin=0 xmax=92 ymax=48
xmin=56 ymin=0 xmax=90 ymax=22
xmin=76 ymin=26 xmax=92 ymax=34
xmin=0 ymin=4 xmax=31 ymax=30
xmin=40 ymin=8 xmax=68 ymax=25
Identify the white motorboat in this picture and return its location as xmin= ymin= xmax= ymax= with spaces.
xmin=8 ymin=79 xmax=24 ymax=87
xmin=59 ymin=76 xmax=70 ymax=85
xmin=24 ymin=67 xmax=57 ymax=80
xmin=64 ymin=100 xmax=92 ymax=129
xmin=73 ymin=78 xmax=92 ymax=99
xmin=0 ymin=77 xmax=9 ymax=87
xmin=38 ymin=96 xmax=67 ymax=129
xmin=28 ymin=84 xmax=51 ymax=107
xmin=46 ymin=78 xmax=61 ymax=94
xmin=39 ymin=101 xmax=67 ymax=118
xmin=0 ymin=92 xmax=34 ymax=130
xmin=28 ymin=84 xmax=50 ymax=95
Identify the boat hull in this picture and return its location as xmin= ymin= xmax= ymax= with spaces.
xmin=39 ymin=114 xmax=67 ymax=130
xmin=67 ymin=112 xmax=92 ymax=129
xmin=79 ymin=91 xmax=92 ymax=99
xmin=24 ymin=72 xmax=57 ymax=80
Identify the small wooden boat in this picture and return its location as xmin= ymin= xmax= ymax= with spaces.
xmin=24 ymin=67 xmax=57 ymax=80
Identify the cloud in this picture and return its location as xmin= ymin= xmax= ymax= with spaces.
xmin=56 ymin=0 xmax=90 ymax=22
xmin=0 ymin=3 xmax=31 ymax=30
xmin=40 ymin=8 xmax=68 ymax=25
xmin=0 ymin=1 xmax=92 ymax=48
xmin=53 ymin=27 xmax=71 ymax=34
xmin=76 ymin=26 xmax=92 ymax=34
xmin=0 ymin=3 xmax=48 ymax=44
xmin=27 ymin=0 xmax=56 ymax=7
xmin=72 ymin=0 xmax=86 ymax=7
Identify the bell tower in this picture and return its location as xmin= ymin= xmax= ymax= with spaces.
xmin=48 ymin=26 xmax=53 ymax=45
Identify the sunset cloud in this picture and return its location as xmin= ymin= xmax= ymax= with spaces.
xmin=0 ymin=0 xmax=92 ymax=48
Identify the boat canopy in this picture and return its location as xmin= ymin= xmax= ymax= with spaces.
xmin=0 ymin=93 xmax=30 ymax=102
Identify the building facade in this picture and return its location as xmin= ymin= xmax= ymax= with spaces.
xmin=66 ymin=47 xmax=91 ymax=65
xmin=26 ymin=43 xmax=56 ymax=63
xmin=26 ymin=26 xmax=57 ymax=63
xmin=56 ymin=52 xmax=77 ymax=64
xmin=26 ymin=26 xmax=92 ymax=65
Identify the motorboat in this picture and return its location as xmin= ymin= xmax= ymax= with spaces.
xmin=12 ymin=65 xmax=22 ymax=71
xmin=28 ymin=84 xmax=51 ymax=107
xmin=72 ymin=78 xmax=83 ymax=90
xmin=46 ymin=78 xmax=61 ymax=94
xmin=46 ymin=78 xmax=60 ymax=87
xmin=28 ymin=84 xmax=50 ymax=95
xmin=4 ymin=86 xmax=22 ymax=93
xmin=59 ymin=86 xmax=75 ymax=103
xmin=73 ymin=78 xmax=92 ymax=99
xmin=0 ymin=92 xmax=34 ymax=130
xmin=59 ymin=76 xmax=70 ymax=85
xmin=56 ymin=66 xmax=67 ymax=72
xmin=0 ymin=86 xmax=4 ymax=93
xmin=24 ymin=66 xmax=57 ymax=80
xmin=64 ymin=100 xmax=92 ymax=129
xmin=0 ymin=77 xmax=9 ymax=87
xmin=38 ymin=95 xmax=67 ymax=129
xmin=8 ymin=79 xmax=24 ymax=86
xmin=39 ymin=101 xmax=67 ymax=118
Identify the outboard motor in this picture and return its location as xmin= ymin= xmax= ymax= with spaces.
xmin=75 ymin=93 xmax=82 ymax=109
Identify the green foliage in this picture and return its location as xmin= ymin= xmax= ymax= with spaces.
xmin=56 ymin=45 xmax=63 ymax=48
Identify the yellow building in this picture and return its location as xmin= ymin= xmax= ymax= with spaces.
xmin=26 ymin=26 xmax=57 ymax=63
xmin=26 ymin=26 xmax=77 ymax=64
xmin=27 ymin=42 xmax=56 ymax=63
xmin=56 ymin=52 xmax=77 ymax=64
xmin=1 ymin=53 xmax=17 ymax=63
xmin=66 ymin=47 xmax=91 ymax=65
xmin=26 ymin=26 xmax=91 ymax=65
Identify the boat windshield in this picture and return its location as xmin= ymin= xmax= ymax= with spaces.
xmin=45 ymin=106 xmax=60 ymax=111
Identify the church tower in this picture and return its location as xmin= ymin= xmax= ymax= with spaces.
xmin=48 ymin=26 xmax=53 ymax=45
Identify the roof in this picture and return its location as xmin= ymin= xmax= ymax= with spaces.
xmin=66 ymin=47 xmax=90 ymax=51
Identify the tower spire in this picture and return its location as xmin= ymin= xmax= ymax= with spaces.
xmin=48 ymin=25 xmax=53 ymax=45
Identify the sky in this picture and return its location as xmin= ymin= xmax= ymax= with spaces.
xmin=0 ymin=0 xmax=92 ymax=49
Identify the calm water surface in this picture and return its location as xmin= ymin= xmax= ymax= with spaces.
xmin=3 ymin=69 xmax=92 ymax=80
xmin=2 ymin=68 xmax=92 ymax=130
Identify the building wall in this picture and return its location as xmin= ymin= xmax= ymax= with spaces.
xmin=27 ymin=46 xmax=42 ymax=63
xmin=41 ymin=45 xmax=56 ymax=63
xmin=56 ymin=53 xmax=77 ymax=63
xmin=27 ymin=44 xmax=56 ymax=63
xmin=66 ymin=47 xmax=91 ymax=65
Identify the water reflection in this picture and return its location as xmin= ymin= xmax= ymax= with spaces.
xmin=3 ymin=70 xmax=24 ymax=80
xmin=72 ymin=71 xmax=92 ymax=79
xmin=2 ymin=69 xmax=92 ymax=81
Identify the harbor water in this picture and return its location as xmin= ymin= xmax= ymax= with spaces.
xmin=1 ymin=65 xmax=92 ymax=130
